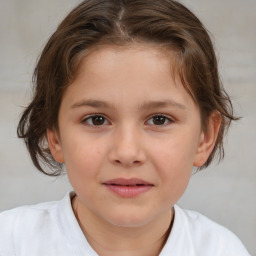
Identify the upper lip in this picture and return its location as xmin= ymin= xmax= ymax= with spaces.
xmin=103 ymin=178 xmax=154 ymax=186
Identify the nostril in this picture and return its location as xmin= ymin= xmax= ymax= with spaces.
xmin=109 ymin=145 xmax=147 ymax=166
xmin=113 ymin=159 xmax=142 ymax=167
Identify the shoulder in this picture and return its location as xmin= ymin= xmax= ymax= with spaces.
xmin=170 ymin=205 xmax=251 ymax=256
xmin=0 ymin=197 xmax=64 ymax=255
xmin=0 ymin=192 xmax=96 ymax=255
xmin=0 ymin=200 xmax=59 ymax=226
xmin=175 ymin=205 xmax=232 ymax=235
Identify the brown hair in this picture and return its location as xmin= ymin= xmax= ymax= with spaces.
xmin=17 ymin=0 xmax=238 ymax=176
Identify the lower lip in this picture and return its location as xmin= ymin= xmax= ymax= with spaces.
xmin=104 ymin=184 xmax=153 ymax=198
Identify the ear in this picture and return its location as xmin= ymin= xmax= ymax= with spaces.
xmin=47 ymin=128 xmax=64 ymax=163
xmin=193 ymin=112 xmax=221 ymax=167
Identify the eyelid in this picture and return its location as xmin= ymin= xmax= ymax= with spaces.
xmin=81 ymin=114 xmax=111 ymax=126
xmin=80 ymin=113 xmax=174 ymax=127
xmin=146 ymin=114 xmax=174 ymax=126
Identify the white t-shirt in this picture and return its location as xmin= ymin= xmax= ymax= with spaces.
xmin=0 ymin=192 xmax=250 ymax=256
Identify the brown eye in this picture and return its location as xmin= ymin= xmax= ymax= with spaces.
xmin=147 ymin=115 xmax=172 ymax=126
xmin=83 ymin=115 xmax=109 ymax=126
xmin=154 ymin=116 xmax=166 ymax=125
xmin=92 ymin=116 xmax=106 ymax=125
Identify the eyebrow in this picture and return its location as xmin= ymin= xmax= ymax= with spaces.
xmin=71 ymin=100 xmax=112 ymax=109
xmin=71 ymin=99 xmax=187 ymax=110
xmin=138 ymin=100 xmax=187 ymax=111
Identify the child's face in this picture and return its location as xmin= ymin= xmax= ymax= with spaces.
xmin=48 ymin=44 xmax=212 ymax=227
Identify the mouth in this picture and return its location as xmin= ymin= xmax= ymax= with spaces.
xmin=102 ymin=178 xmax=154 ymax=198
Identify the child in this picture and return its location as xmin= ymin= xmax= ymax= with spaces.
xmin=0 ymin=0 xmax=251 ymax=255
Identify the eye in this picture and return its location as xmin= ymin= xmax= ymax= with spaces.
xmin=82 ymin=115 xmax=109 ymax=126
xmin=147 ymin=115 xmax=173 ymax=126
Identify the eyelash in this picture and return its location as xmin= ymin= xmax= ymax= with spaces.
xmin=81 ymin=114 xmax=110 ymax=126
xmin=81 ymin=114 xmax=174 ymax=127
xmin=147 ymin=114 xmax=174 ymax=126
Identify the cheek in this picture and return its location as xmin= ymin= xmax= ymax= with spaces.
xmin=150 ymin=133 xmax=198 ymax=196
xmin=64 ymin=144 xmax=105 ymax=203
xmin=62 ymin=137 xmax=105 ymax=181
xmin=153 ymin=134 xmax=197 ymax=172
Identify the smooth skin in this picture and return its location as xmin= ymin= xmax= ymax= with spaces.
xmin=48 ymin=44 xmax=220 ymax=256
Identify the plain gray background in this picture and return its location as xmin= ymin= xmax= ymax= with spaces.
xmin=0 ymin=0 xmax=255 ymax=255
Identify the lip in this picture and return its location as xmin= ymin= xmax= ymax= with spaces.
xmin=103 ymin=178 xmax=154 ymax=198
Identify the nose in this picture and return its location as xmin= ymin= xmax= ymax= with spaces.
xmin=108 ymin=125 xmax=147 ymax=167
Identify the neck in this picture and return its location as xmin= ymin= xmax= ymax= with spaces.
xmin=72 ymin=196 xmax=174 ymax=256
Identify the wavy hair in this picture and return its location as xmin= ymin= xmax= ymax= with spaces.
xmin=17 ymin=0 xmax=238 ymax=175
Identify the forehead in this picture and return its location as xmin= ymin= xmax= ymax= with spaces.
xmin=77 ymin=44 xmax=175 ymax=77
xmin=62 ymin=44 xmax=196 ymax=111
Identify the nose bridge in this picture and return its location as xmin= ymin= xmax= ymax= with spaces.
xmin=109 ymin=122 xmax=146 ymax=166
